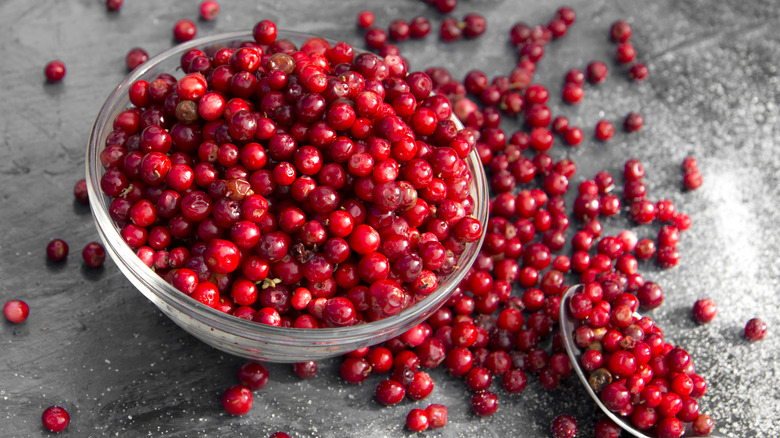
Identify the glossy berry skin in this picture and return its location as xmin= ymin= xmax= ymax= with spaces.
xmin=44 ymin=60 xmax=66 ymax=82
xmin=406 ymin=408 xmax=429 ymax=432
xmin=470 ymin=390 xmax=499 ymax=417
xmin=3 ymin=300 xmax=30 ymax=324
xmin=691 ymin=298 xmax=717 ymax=324
xmin=551 ymin=414 xmax=578 ymax=438
xmin=173 ymin=19 xmax=197 ymax=43
xmin=375 ymin=379 xmax=405 ymax=405
xmin=237 ymin=362 xmax=269 ymax=390
xmin=47 ymin=239 xmax=69 ymax=262
xmin=41 ymin=406 xmax=70 ymax=432
xmin=83 ymin=242 xmax=106 ymax=268
xmin=199 ymin=0 xmax=220 ymax=21
xmin=222 ymin=385 xmax=253 ymax=415
xmin=744 ymin=318 xmax=767 ymax=341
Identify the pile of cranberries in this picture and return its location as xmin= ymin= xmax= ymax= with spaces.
xmin=99 ymin=20 xmax=484 ymax=329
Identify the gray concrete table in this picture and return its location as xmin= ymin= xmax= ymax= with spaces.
xmin=1 ymin=0 xmax=778 ymax=436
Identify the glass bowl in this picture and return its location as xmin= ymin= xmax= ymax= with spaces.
xmin=86 ymin=30 xmax=488 ymax=362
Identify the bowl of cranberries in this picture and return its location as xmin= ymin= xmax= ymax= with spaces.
xmin=85 ymin=25 xmax=488 ymax=362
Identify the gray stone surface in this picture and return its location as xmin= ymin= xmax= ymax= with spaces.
xmin=0 ymin=0 xmax=778 ymax=436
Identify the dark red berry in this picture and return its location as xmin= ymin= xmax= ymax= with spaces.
xmin=221 ymin=385 xmax=253 ymax=415
xmin=44 ymin=60 xmax=66 ymax=82
xmin=82 ymin=242 xmax=106 ymax=268
xmin=745 ymin=318 xmax=767 ymax=341
xmin=41 ymin=406 xmax=70 ymax=432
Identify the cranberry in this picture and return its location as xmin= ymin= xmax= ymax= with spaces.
xmin=46 ymin=239 xmax=69 ymax=262
xmin=551 ymin=414 xmax=578 ymax=438
xmin=744 ymin=318 xmax=767 ymax=341
xmin=126 ymin=47 xmax=149 ymax=71
xmin=106 ymin=0 xmax=122 ymax=11
xmin=586 ymin=61 xmax=608 ymax=84
xmin=376 ymin=379 xmax=406 ymax=405
xmin=425 ymin=403 xmax=448 ymax=428
xmin=82 ymin=242 xmax=106 ymax=268
xmin=173 ymin=19 xmax=197 ymax=43
xmin=357 ymin=11 xmax=375 ymax=28
xmin=3 ymin=299 xmax=30 ymax=324
xmin=406 ymin=408 xmax=429 ymax=432
xmin=41 ymin=405 xmax=70 ymax=432
xmin=237 ymin=362 xmax=269 ymax=390
xmin=199 ymin=0 xmax=220 ymax=21
xmin=221 ymin=385 xmax=253 ymax=415
xmin=624 ymin=111 xmax=644 ymax=132
xmin=470 ymin=390 xmax=499 ymax=417
xmin=594 ymin=119 xmax=615 ymax=141
xmin=629 ymin=62 xmax=649 ymax=81
xmin=44 ymin=60 xmax=66 ymax=82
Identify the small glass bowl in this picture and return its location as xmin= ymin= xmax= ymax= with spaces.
xmin=86 ymin=30 xmax=488 ymax=362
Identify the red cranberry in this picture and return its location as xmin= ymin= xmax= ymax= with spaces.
xmin=199 ymin=0 xmax=220 ymax=21
xmin=356 ymin=10 xmax=375 ymax=28
xmin=82 ymin=242 xmax=106 ymax=268
xmin=406 ymin=408 xmax=429 ymax=432
xmin=629 ymin=63 xmax=649 ymax=81
xmin=744 ymin=318 xmax=767 ymax=341
xmin=470 ymin=390 xmax=499 ymax=417
xmin=173 ymin=19 xmax=197 ymax=43
xmin=3 ymin=299 xmax=30 ymax=324
xmin=41 ymin=405 xmax=70 ymax=432
xmin=106 ymin=0 xmax=122 ymax=11
xmin=551 ymin=414 xmax=578 ymax=438
xmin=46 ymin=239 xmax=69 ymax=262
xmin=44 ymin=60 xmax=66 ymax=82
xmin=586 ymin=61 xmax=608 ymax=84
xmin=237 ymin=362 xmax=269 ymax=390
xmin=221 ymin=385 xmax=253 ymax=415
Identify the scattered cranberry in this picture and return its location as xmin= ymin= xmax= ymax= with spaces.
xmin=199 ymin=0 xmax=220 ymax=21
xmin=425 ymin=403 xmax=448 ymax=428
xmin=73 ymin=179 xmax=89 ymax=205
xmin=82 ymin=242 xmax=106 ymax=268
xmin=463 ymin=14 xmax=487 ymax=39
xmin=692 ymin=298 xmax=717 ymax=324
xmin=683 ymin=169 xmax=703 ymax=191
xmin=44 ymin=60 xmax=66 ymax=82
xmin=357 ymin=10 xmax=375 ymax=29
xmin=615 ymin=42 xmax=636 ymax=64
xmin=744 ymin=318 xmax=767 ymax=341
xmin=594 ymin=120 xmax=615 ymax=141
xmin=41 ymin=406 xmax=70 ymax=433
xmin=623 ymin=112 xmax=643 ymax=132
xmin=470 ymin=390 xmax=499 ymax=416
xmin=3 ymin=299 xmax=30 ymax=324
xmin=610 ymin=20 xmax=632 ymax=42
xmin=222 ymin=385 xmax=253 ymax=415
xmin=106 ymin=0 xmax=122 ymax=12
xmin=126 ymin=48 xmax=149 ymax=71
xmin=586 ymin=61 xmax=608 ymax=84
xmin=173 ymin=19 xmax=197 ymax=43
xmin=551 ymin=414 xmax=578 ymax=438
xmin=406 ymin=408 xmax=429 ymax=432
xmin=237 ymin=362 xmax=269 ymax=390
xmin=628 ymin=62 xmax=649 ymax=81
xmin=47 ymin=239 xmax=69 ymax=262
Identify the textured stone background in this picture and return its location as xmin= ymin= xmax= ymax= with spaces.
xmin=0 ymin=0 xmax=778 ymax=436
